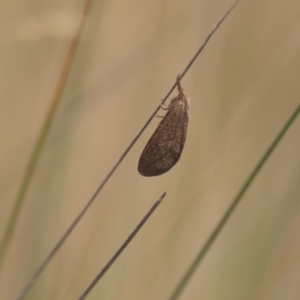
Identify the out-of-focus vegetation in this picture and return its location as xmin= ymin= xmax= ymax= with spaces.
xmin=1 ymin=0 xmax=300 ymax=299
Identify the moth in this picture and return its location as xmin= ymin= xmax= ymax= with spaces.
xmin=138 ymin=77 xmax=190 ymax=176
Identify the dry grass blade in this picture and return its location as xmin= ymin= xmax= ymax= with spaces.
xmin=13 ymin=2 xmax=238 ymax=299
xmin=8 ymin=0 xmax=94 ymax=298
xmin=77 ymin=192 xmax=166 ymax=300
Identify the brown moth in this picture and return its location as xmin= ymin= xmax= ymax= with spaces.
xmin=138 ymin=76 xmax=190 ymax=176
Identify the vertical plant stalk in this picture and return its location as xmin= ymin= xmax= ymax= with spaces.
xmin=168 ymin=102 xmax=300 ymax=300
xmin=0 ymin=0 xmax=93 ymax=268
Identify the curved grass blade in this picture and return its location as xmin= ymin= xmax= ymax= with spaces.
xmin=0 ymin=0 xmax=93 ymax=273
xmin=168 ymin=102 xmax=300 ymax=300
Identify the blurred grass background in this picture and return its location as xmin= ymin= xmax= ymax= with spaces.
xmin=1 ymin=0 xmax=300 ymax=299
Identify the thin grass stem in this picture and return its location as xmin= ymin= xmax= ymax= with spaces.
xmin=77 ymin=192 xmax=166 ymax=300
xmin=14 ymin=2 xmax=238 ymax=299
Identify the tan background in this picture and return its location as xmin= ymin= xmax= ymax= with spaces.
xmin=1 ymin=0 xmax=300 ymax=299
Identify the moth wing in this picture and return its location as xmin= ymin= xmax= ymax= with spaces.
xmin=138 ymin=108 xmax=188 ymax=176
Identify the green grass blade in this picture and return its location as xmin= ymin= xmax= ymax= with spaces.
xmin=0 ymin=0 xmax=93 ymax=269
xmin=168 ymin=102 xmax=300 ymax=300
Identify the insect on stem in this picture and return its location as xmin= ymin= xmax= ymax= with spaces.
xmin=138 ymin=77 xmax=190 ymax=176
